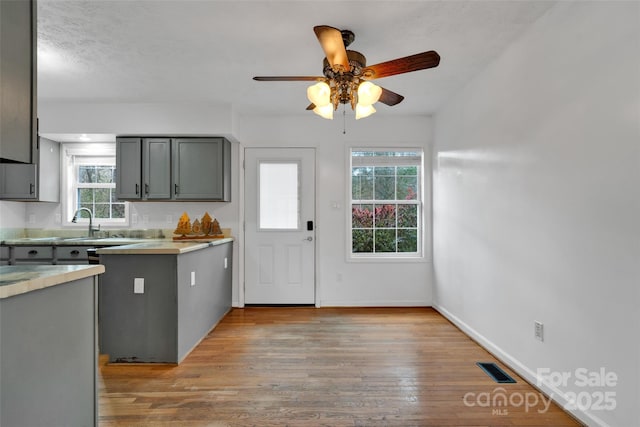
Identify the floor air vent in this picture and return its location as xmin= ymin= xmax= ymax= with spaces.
xmin=476 ymin=362 xmax=516 ymax=383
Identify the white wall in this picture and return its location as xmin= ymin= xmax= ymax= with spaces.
xmin=236 ymin=113 xmax=433 ymax=307
xmin=432 ymin=2 xmax=639 ymax=426
xmin=0 ymin=201 xmax=26 ymax=229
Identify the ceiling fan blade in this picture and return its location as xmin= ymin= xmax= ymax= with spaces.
xmin=253 ymin=76 xmax=325 ymax=81
xmin=362 ymin=51 xmax=440 ymax=80
xmin=378 ymin=87 xmax=405 ymax=106
xmin=306 ymin=103 xmax=315 ymax=111
xmin=313 ymin=25 xmax=350 ymax=72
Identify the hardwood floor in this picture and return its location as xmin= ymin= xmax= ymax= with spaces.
xmin=99 ymin=307 xmax=581 ymax=426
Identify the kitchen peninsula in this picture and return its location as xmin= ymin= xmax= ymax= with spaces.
xmin=0 ymin=264 xmax=104 ymax=427
xmin=97 ymin=238 xmax=233 ymax=363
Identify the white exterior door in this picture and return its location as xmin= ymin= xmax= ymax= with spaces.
xmin=244 ymin=148 xmax=315 ymax=304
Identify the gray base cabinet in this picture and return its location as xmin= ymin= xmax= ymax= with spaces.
xmin=99 ymin=242 xmax=232 ymax=363
xmin=0 ymin=276 xmax=98 ymax=427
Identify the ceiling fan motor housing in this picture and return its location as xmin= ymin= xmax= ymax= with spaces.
xmin=322 ymin=50 xmax=368 ymax=106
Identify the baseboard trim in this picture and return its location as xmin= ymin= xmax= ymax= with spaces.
xmin=432 ymin=303 xmax=608 ymax=427
xmin=320 ymin=300 xmax=431 ymax=307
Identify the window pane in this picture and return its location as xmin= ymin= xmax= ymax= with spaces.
xmin=374 ymin=204 xmax=396 ymax=228
xmin=397 ymin=166 xmax=417 ymax=176
xmin=398 ymin=205 xmax=418 ymax=228
xmin=97 ymin=166 xmax=114 ymax=183
xmin=112 ymin=204 xmax=125 ymax=218
xmin=352 ymin=204 xmax=373 ymax=228
xmin=94 ymin=188 xmax=110 ymax=203
xmin=78 ymin=166 xmax=96 ymax=183
xmin=397 ymin=175 xmax=417 ymax=200
xmin=375 ymin=229 xmax=396 ymax=252
xmin=374 ymin=167 xmax=395 ymax=200
xmin=259 ymin=162 xmax=299 ymax=229
xmin=78 ymin=189 xmax=94 ymax=204
xmin=352 ymin=229 xmax=373 ymax=253
xmin=94 ymin=204 xmax=110 ymax=218
xmin=352 ymin=167 xmax=373 ymax=200
xmin=79 ymin=203 xmax=93 ymax=212
xmin=397 ymin=229 xmax=418 ymax=253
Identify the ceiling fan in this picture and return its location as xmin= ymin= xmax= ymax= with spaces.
xmin=253 ymin=25 xmax=440 ymax=120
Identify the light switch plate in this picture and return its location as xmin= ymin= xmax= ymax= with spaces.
xmin=190 ymin=271 xmax=196 ymax=286
xmin=134 ymin=278 xmax=144 ymax=294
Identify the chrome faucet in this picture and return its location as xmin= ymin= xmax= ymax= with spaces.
xmin=71 ymin=207 xmax=100 ymax=237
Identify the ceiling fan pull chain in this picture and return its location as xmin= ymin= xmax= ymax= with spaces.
xmin=343 ymin=105 xmax=347 ymax=134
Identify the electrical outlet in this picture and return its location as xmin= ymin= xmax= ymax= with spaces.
xmin=534 ymin=321 xmax=544 ymax=342
xmin=190 ymin=271 xmax=196 ymax=286
xmin=134 ymin=278 xmax=144 ymax=294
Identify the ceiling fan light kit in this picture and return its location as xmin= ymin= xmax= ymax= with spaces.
xmin=254 ymin=25 xmax=440 ymax=121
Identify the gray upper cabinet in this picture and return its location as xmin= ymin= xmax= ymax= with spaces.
xmin=0 ymin=0 xmax=36 ymax=163
xmin=0 ymin=137 xmax=59 ymax=201
xmin=173 ymin=138 xmax=230 ymax=201
xmin=143 ymin=138 xmax=171 ymax=199
xmin=116 ymin=137 xmax=171 ymax=200
xmin=115 ymin=137 xmax=142 ymax=199
xmin=0 ymin=163 xmax=36 ymax=199
xmin=116 ymin=136 xmax=230 ymax=202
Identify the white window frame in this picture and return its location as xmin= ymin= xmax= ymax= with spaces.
xmin=347 ymin=147 xmax=425 ymax=262
xmin=61 ymin=143 xmax=129 ymax=228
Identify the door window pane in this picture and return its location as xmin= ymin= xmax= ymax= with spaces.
xmin=259 ymin=162 xmax=299 ymax=229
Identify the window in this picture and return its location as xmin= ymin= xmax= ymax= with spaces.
xmin=350 ymin=149 xmax=422 ymax=258
xmin=259 ymin=161 xmax=300 ymax=230
xmin=62 ymin=143 xmax=128 ymax=227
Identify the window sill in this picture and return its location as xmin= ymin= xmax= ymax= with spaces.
xmin=347 ymin=255 xmax=430 ymax=264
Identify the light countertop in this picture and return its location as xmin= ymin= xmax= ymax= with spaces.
xmin=96 ymin=237 xmax=233 ymax=255
xmin=0 ymin=265 xmax=105 ymax=299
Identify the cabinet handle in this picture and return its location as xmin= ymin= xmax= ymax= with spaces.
xmin=28 ymin=250 xmax=38 ymax=255
xmin=135 ymin=183 xmax=140 ymax=195
xmin=70 ymin=250 xmax=80 ymax=256
xmin=174 ymin=184 xmax=179 ymax=195
xmin=29 ymin=183 xmax=35 ymax=195
xmin=145 ymin=183 xmax=149 ymax=195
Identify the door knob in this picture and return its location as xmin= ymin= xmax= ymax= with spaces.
xmin=303 ymin=236 xmax=313 ymax=241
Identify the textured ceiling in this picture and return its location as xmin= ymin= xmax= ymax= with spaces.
xmin=37 ymin=0 xmax=555 ymax=117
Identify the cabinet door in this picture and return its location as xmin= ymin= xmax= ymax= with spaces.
xmin=143 ymin=138 xmax=171 ymax=199
xmin=0 ymin=163 xmax=36 ymax=199
xmin=115 ymin=137 xmax=142 ymax=199
xmin=0 ymin=0 xmax=35 ymax=163
xmin=172 ymin=138 xmax=230 ymax=201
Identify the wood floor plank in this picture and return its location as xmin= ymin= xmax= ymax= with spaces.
xmin=100 ymin=307 xmax=582 ymax=426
